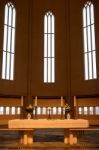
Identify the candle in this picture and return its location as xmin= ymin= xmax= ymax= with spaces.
xmin=21 ymin=96 xmax=23 ymax=106
xmin=61 ymin=96 xmax=63 ymax=106
xmin=35 ymin=96 xmax=37 ymax=106
xmin=74 ymin=96 xmax=76 ymax=107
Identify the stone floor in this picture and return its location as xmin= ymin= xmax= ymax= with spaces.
xmin=0 ymin=128 xmax=99 ymax=149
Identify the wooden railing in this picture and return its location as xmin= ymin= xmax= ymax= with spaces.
xmin=0 ymin=97 xmax=22 ymax=125
xmin=32 ymin=106 xmax=65 ymax=119
xmin=74 ymin=96 xmax=99 ymax=125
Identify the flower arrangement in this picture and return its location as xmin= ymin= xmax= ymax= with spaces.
xmin=64 ymin=103 xmax=71 ymax=112
xmin=64 ymin=103 xmax=71 ymax=119
xmin=26 ymin=104 xmax=33 ymax=113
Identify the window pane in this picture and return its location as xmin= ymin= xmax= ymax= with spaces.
xmin=8 ymin=6 xmax=12 ymax=26
xmin=84 ymin=53 xmax=88 ymax=80
xmin=95 ymin=107 xmax=99 ymax=115
xmin=91 ymin=4 xmax=94 ymax=24
xmin=7 ymin=26 xmax=11 ymax=52
xmin=17 ymin=107 xmax=20 ymax=114
xmin=6 ymin=52 xmax=10 ymax=80
xmin=3 ymin=25 xmax=7 ymax=51
xmin=88 ymin=52 xmax=92 ymax=79
xmin=53 ymin=107 xmax=57 ymax=114
xmin=0 ymin=107 xmax=4 ymax=115
xmin=83 ymin=28 xmax=87 ymax=52
xmin=11 ymin=107 xmax=15 ymax=114
xmin=92 ymin=51 xmax=97 ymax=79
xmin=87 ymin=26 xmax=91 ymax=52
xmin=48 ymin=34 xmax=51 ymax=57
xmin=87 ymin=5 xmax=90 ymax=26
xmin=52 ymin=58 xmax=55 ymax=83
xmin=44 ymin=58 xmax=47 ymax=82
xmin=78 ymin=107 xmax=82 ymax=114
xmin=10 ymin=53 xmax=14 ymax=80
xmin=58 ymin=107 xmax=61 ymax=115
xmin=84 ymin=107 xmax=88 ymax=114
xmin=52 ymin=34 xmax=55 ymax=57
xmin=12 ymin=8 xmax=16 ymax=27
xmin=11 ymin=28 xmax=15 ymax=53
xmin=44 ymin=15 xmax=47 ymax=33
xmin=44 ymin=34 xmax=47 ymax=57
xmin=83 ymin=8 xmax=86 ymax=27
xmin=2 ymin=51 xmax=6 ymax=79
xmin=6 ymin=107 xmax=10 ymax=114
xmin=91 ymin=25 xmax=95 ymax=50
xmin=42 ymin=107 xmax=46 ymax=115
xmin=4 ymin=5 xmax=8 ymax=24
xmin=52 ymin=15 xmax=54 ymax=33
xmin=48 ymin=15 xmax=51 ymax=33
xmin=37 ymin=107 xmax=41 ymax=114
xmin=48 ymin=58 xmax=51 ymax=82
xmin=89 ymin=107 xmax=93 ymax=114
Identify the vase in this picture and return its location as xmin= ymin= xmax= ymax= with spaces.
xmin=27 ymin=113 xmax=31 ymax=119
xmin=67 ymin=113 xmax=71 ymax=119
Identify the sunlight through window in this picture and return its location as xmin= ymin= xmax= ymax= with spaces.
xmin=2 ymin=2 xmax=16 ymax=80
xmin=83 ymin=1 xmax=97 ymax=80
xmin=44 ymin=11 xmax=55 ymax=83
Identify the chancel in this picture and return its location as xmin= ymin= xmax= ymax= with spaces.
xmin=0 ymin=0 xmax=99 ymax=149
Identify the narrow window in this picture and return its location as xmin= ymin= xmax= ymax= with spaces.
xmin=11 ymin=106 xmax=15 ymax=114
xmin=53 ymin=107 xmax=57 ymax=114
xmin=6 ymin=106 xmax=10 ymax=114
xmin=84 ymin=107 xmax=88 ymax=114
xmin=58 ymin=107 xmax=61 ymax=115
xmin=83 ymin=1 xmax=97 ymax=80
xmin=42 ymin=107 xmax=46 ymax=114
xmin=37 ymin=107 xmax=41 ymax=114
xmin=89 ymin=106 xmax=93 ymax=114
xmin=17 ymin=107 xmax=20 ymax=114
xmin=2 ymin=2 xmax=16 ymax=80
xmin=95 ymin=107 xmax=99 ymax=115
xmin=44 ymin=11 xmax=55 ymax=83
xmin=78 ymin=107 xmax=82 ymax=114
xmin=0 ymin=107 xmax=4 ymax=115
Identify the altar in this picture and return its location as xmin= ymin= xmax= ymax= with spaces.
xmin=8 ymin=119 xmax=89 ymax=145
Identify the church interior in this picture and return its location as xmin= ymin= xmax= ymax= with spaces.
xmin=0 ymin=0 xmax=99 ymax=149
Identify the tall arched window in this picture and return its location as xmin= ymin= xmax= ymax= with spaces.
xmin=2 ymin=2 xmax=16 ymax=80
xmin=83 ymin=1 xmax=97 ymax=80
xmin=44 ymin=11 xmax=55 ymax=83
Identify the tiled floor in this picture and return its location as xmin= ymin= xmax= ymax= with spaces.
xmin=0 ymin=128 xmax=99 ymax=149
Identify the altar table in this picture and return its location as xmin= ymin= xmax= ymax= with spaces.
xmin=8 ymin=119 xmax=89 ymax=145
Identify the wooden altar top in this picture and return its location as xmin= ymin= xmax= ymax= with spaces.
xmin=8 ymin=119 xmax=89 ymax=129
